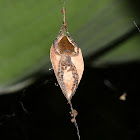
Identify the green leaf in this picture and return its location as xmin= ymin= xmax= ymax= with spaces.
xmin=0 ymin=0 xmax=140 ymax=92
xmin=91 ymin=34 xmax=140 ymax=66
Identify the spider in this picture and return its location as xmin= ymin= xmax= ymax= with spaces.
xmin=50 ymin=8 xmax=83 ymax=140
xmin=52 ymin=8 xmax=80 ymax=99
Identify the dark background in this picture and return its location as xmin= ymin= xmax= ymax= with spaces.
xmin=0 ymin=62 xmax=140 ymax=140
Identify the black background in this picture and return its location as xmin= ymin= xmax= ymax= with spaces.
xmin=0 ymin=62 xmax=140 ymax=140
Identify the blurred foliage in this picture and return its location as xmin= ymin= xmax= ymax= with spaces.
xmin=0 ymin=0 xmax=140 ymax=90
xmin=92 ymin=34 xmax=140 ymax=65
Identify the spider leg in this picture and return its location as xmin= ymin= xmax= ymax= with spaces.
xmin=53 ymin=41 xmax=60 ymax=55
xmin=65 ymin=26 xmax=79 ymax=57
xmin=70 ymin=63 xmax=79 ymax=98
xmin=65 ymin=26 xmax=78 ymax=47
xmin=53 ymin=22 xmax=65 ymax=55
xmin=65 ymin=26 xmax=75 ymax=44
xmin=57 ymin=58 xmax=67 ymax=98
